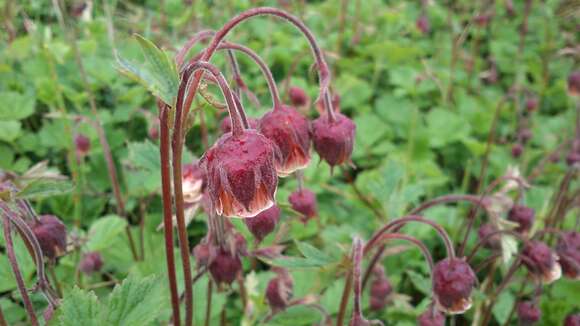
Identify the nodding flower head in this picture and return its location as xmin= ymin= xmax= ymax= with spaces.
xmin=556 ymin=231 xmax=580 ymax=280
xmin=477 ymin=223 xmax=501 ymax=250
xmin=417 ymin=308 xmax=445 ymax=326
xmin=288 ymin=188 xmax=318 ymax=221
xmin=244 ymin=204 xmax=280 ymax=242
xmin=75 ymin=134 xmax=90 ymax=156
xmin=508 ymin=205 xmax=535 ymax=235
xmin=522 ymin=241 xmax=561 ymax=284
xmin=182 ymin=162 xmax=205 ymax=204
xmin=258 ymin=105 xmax=311 ymax=176
xmin=220 ymin=116 xmax=258 ymax=133
xmin=565 ymin=313 xmax=580 ymax=326
xmin=288 ymin=86 xmax=310 ymax=108
xmin=311 ymin=112 xmax=356 ymax=167
xmin=369 ymin=266 xmax=393 ymax=311
xmin=568 ymin=70 xmax=580 ymax=96
xmin=416 ymin=15 xmax=430 ymax=34
xmin=200 ymin=129 xmax=280 ymax=218
xmin=192 ymin=238 xmax=215 ymax=269
xmin=79 ymin=251 xmax=104 ymax=275
xmin=266 ymin=268 xmax=294 ymax=312
xmin=517 ymin=301 xmax=541 ymax=325
xmin=432 ymin=257 xmax=477 ymax=314
xmin=526 ymin=98 xmax=538 ymax=112
xmin=512 ymin=143 xmax=524 ymax=158
xmin=208 ymin=247 xmax=242 ymax=285
xmin=30 ymin=215 xmax=67 ymax=260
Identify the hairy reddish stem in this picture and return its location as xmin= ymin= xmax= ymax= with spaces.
xmin=2 ymin=218 xmax=39 ymax=326
xmin=158 ymin=102 xmax=181 ymax=326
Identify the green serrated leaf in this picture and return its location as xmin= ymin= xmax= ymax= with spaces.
xmin=86 ymin=215 xmax=128 ymax=251
xmin=0 ymin=91 xmax=35 ymax=121
xmin=16 ymin=179 xmax=73 ymax=199
xmin=105 ymin=275 xmax=165 ymax=326
xmin=295 ymin=241 xmax=334 ymax=265
xmin=58 ymin=287 xmax=103 ymax=326
xmin=116 ymin=35 xmax=178 ymax=105
xmin=0 ymin=121 xmax=21 ymax=142
xmin=267 ymin=305 xmax=322 ymax=325
xmin=264 ymin=256 xmax=326 ymax=268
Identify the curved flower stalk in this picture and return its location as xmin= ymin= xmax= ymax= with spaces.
xmin=0 ymin=201 xmax=61 ymax=326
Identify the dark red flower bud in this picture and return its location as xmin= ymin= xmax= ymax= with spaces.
xmin=266 ymin=269 xmax=293 ymax=312
xmin=192 ymin=240 xmax=215 ymax=268
xmin=568 ymin=71 xmax=580 ymax=96
xmin=200 ymin=130 xmax=280 ymax=218
xmin=244 ymin=204 xmax=280 ymax=242
xmin=369 ymin=274 xmax=392 ymax=311
xmin=30 ymin=215 xmax=67 ymax=260
xmin=519 ymin=129 xmax=533 ymax=144
xmin=517 ymin=301 xmax=541 ymax=325
xmin=566 ymin=152 xmax=580 ymax=166
xmin=288 ymin=86 xmax=310 ymax=108
xmin=565 ymin=313 xmax=580 ymax=326
xmin=512 ymin=143 xmax=524 ymax=158
xmin=75 ymin=134 xmax=90 ymax=156
xmin=526 ymin=98 xmax=538 ymax=112
xmin=149 ymin=125 xmax=159 ymax=140
xmin=417 ymin=308 xmax=445 ymax=326
xmin=475 ymin=14 xmax=492 ymax=27
xmin=288 ymin=188 xmax=318 ymax=221
xmin=416 ymin=15 xmax=430 ymax=34
xmin=432 ymin=258 xmax=477 ymax=314
xmin=209 ymin=248 xmax=242 ymax=285
xmin=508 ymin=205 xmax=535 ymax=234
xmin=312 ymin=113 xmax=356 ymax=167
xmin=79 ymin=251 xmax=104 ymax=275
xmin=521 ymin=241 xmax=561 ymax=284
xmin=258 ymin=106 xmax=311 ymax=176
xmin=220 ymin=116 xmax=258 ymax=133
xmin=556 ymin=231 xmax=580 ymax=280
xmin=477 ymin=223 xmax=501 ymax=249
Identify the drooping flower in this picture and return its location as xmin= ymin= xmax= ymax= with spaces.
xmin=288 ymin=188 xmax=318 ymax=221
xmin=200 ymin=129 xmax=280 ymax=218
xmin=432 ymin=258 xmax=477 ymax=314
xmin=556 ymin=231 xmax=580 ymax=280
xmin=79 ymin=252 xmax=104 ymax=275
xmin=521 ymin=241 xmax=561 ymax=284
xmin=517 ymin=301 xmax=541 ymax=325
xmin=258 ymin=105 xmax=311 ymax=176
xmin=30 ymin=215 xmax=67 ymax=260
xmin=266 ymin=268 xmax=294 ymax=312
xmin=508 ymin=205 xmax=535 ymax=235
xmin=311 ymin=112 xmax=356 ymax=167
xmin=244 ymin=204 xmax=280 ymax=242
xmin=417 ymin=308 xmax=445 ymax=326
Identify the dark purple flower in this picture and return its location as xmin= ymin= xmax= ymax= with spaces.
xmin=512 ymin=143 xmax=524 ymax=158
xmin=556 ymin=231 xmax=580 ymax=280
xmin=369 ymin=267 xmax=392 ymax=311
xmin=258 ymin=106 xmax=311 ymax=176
xmin=288 ymin=188 xmax=318 ymax=221
xmin=565 ymin=313 xmax=580 ymax=326
xmin=568 ymin=71 xmax=580 ymax=96
xmin=416 ymin=15 xmax=430 ymax=34
xmin=208 ymin=248 xmax=242 ymax=285
xmin=432 ymin=258 xmax=477 ymax=314
xmin=266 ymin=268 xmax=293 ymax=312
xmin=477 ymin=223 xmax=501 ymax=250
xmin=30 ymin=215 xmax=67 ymax=260
xmin=526 ymin=98 xmax=538 ymax=112
xmin=521 ymin=241 xmax=561 ymax=284
xmin=508 ymin=205 xmax=535 ymax=235
xmin=244 ymin=204 xmax=280 ymax=242
xmin=200 ymin=130 xmax=280 ymax=217
xmin=417 ymin=308 xmax=445 ymax=326
xmin=517 ymin=301 xmax=541 ymax=325
xmin=311 ymin=113 xmax=356 ymax=167
xmin=288 ymin=86 xmax=310 ymax=108
xmin=79 ymin=252 xmax=104 ymax=274
xmin=75 ymin=134 xmax=90 ymax=156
